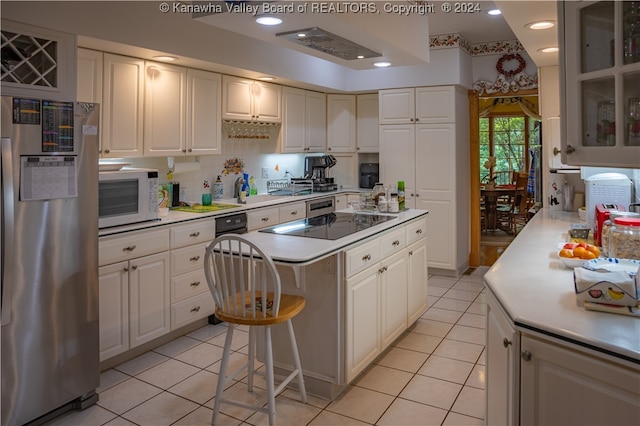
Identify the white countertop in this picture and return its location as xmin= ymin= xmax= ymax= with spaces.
xmin=484 ymin=208 xmax=640 ymax=364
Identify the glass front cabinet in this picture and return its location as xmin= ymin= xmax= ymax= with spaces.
xmin=560 ymin=1 xmax=640 ymax=167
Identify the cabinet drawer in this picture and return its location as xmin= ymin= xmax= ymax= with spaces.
xmin=380 ymin=228 xmax=406 ymax=257
xmin=279 ymin=202 xmax=306 ymax=223
xmin=171 ymin=292 xmax=215 ymax=330
xmin=345 ymin=239 xmax=381 ymax=278
xmin=406 ymin=217 xmax=427 ymax=245
xmin=170 ymin=220 xmax=215 ymax=249
xmin=171 ymin=269 xmax=208 ymax=303
xmin=99 ymin=228 xmax=169 ymax=266
xmin=171 ymin=243 xmax=207 ymax=276
xmin=247 ymin=207 xmax=280 ymax=230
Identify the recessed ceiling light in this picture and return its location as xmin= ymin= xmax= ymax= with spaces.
xmin=488 ymin=9 xmax=501 ymax=16
xmin=538 ymin=46 xmax=559 ymax=53
xmin=152 ymin=55 xmax=178 ymax=62
xmin=297 ymin=33 xmax=307 ymax=38
xmin=374 ymin=61 xmax=391 ymax=68
xmin=526 ymin=21 xmax=556 ymax=30
xmin=257 ymin=76 xmax=275 ymax=81
xmin=255 ymin=15 xmax=282 ymax=26
xmin=357 ymin=55 xmax=365 ymax=59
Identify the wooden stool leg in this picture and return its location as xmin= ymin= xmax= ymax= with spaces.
xmin=212 ymin=324 xmax=235 ymax=425
xmin=264 ymin=326 xmax=276 ymax=426
xmin=287 ymin=319 xmax=307 ymax=403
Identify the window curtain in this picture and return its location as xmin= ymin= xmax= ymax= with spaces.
xmin=479 ymin=97 xmax=541 ymax=120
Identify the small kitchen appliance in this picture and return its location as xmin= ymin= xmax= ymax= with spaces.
xmin=585 ymin=172 xmax=632 ymax=231
xmin=98 ymin=168 xmax=160 ymax=228
xmin=291 ymin=155 xmax=338 ymax=192
xmin=595 ymin=203 xmax=626 ymax=246
xmin=359 ymin=163 xmax=379 ymax=189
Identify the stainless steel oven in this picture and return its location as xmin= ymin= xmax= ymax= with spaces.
xmin=306 ymin=196 xmax=335 ymax=217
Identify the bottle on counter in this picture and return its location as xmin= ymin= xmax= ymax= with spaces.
xmin=213 ymin=175 xmax=224 ymax=200
xmin=240 ymin=173 xmax=250 ymax=203
xmin=249 ymin=175 xmax=258 ymax=196
xmin=397 ymin=181 xmax=405 ymax=210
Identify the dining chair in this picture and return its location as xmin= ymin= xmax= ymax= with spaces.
xmin=204 ymin=234 xmax=307 ymax=426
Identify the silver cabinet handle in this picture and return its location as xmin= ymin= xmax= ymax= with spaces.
xmin=189 ymin=232 xmax=200 ymax=238
xmin=503 ymin=338 xmax=512 ymax=348
xmin=190 ymin=306 xmax=201 ymax=313
xmin=190 ymin=281 xmax=201 ymax=287
xmin=122 ymin=245 xmax=136 ymax=252
xmin=190 ymin=255 xmax=200 ymax=262
xmin=521 ymin=351 xmax=532 ymax=361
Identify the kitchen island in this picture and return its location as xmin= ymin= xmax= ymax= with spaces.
xmin=483 ymin=208 xmax=639 ymax=425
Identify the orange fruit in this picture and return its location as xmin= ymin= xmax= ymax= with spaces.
xmin=573 ymin=247 xmax=588 ymax=259
xmin=580 ymin=250 xmax=597 ymax=260
xmin=586 ymin=245 xmax=601 ymax=257
xmin=559 ymin=249 xmax=574 ymax=258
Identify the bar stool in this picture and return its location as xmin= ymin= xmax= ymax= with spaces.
xmin=204 ymin=234 xmax=307 ymax=426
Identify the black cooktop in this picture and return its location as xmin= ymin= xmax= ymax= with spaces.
xmin=259 ymin=212 xmax=394 ymax=240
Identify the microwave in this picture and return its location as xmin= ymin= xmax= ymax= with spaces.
xmin=98 ymin=168 xmax=159 ymax=228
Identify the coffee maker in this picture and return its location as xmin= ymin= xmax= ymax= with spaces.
xmin=292 ymin=155 xmax=338 ymax=192
xmin=359 ymin=163 xmax=379 ymax=189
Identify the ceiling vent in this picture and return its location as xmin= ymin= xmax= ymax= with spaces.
xmin=276 ymin=27 xmax=381 ymax=60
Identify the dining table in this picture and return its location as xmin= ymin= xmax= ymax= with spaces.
xmin=481 ymin=184 xmax=516 ymax=234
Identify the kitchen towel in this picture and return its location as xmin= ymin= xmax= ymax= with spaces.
xmin=574 ymin=267 xmax=639 ymax=306
xmin=172 ymin=161 xmax=200 ymax=174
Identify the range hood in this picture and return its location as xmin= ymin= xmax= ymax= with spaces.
xmin=275 ymin=27 xmax=381 ymax=60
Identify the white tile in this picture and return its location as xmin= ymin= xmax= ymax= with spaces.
xmin=43 ymin=404 xmax=116 ymax=426
xmin=465 ymin=364 xmax=486 ymax=390
xmin=246 ymin=394 xmax=322 ymax=426
xmin=103 ymin=417 xmax=137 ymax=426
xmin=114 ymin=351 xmax=169 ymax=376
xmin=135 ymin=358 xmax=200 ymax=390
xmin=477 ymin=348 xmax=486 ymax=366
xmin=377 ymin=397 xmax=447 ymax=426
xmin=429 ymin=277 xmax=457 ymax=289
xmin=308 ymin=410 xmax=371 ymax=425
xmin=207 ymin=380 xmax=269 ymax=422
xmin=97 ymin=368 xmax=129 ymax=393
xmin=354 ymin=364 xmax=414 ymax=396
xmin=443 ymin=288 xmax=479 ymax=302
xmin=153 ymin=335 xmax=202 ymax=358
xmin=451 ymin=386 xmax=486 ymax=420
xmin=465 ymin=301 xmax=487 ymax=315
xmin=186 ymin=323 xmax=227 ymax=341
xmin=326 ymin=386 xmax=394 ymax=424
xmin=174 ymin=342 xmax=224 ymax=369
xmin=421 ymin=307 xmax=463 ymax=324
xmin=375 ymin=346 xmax=429 ymax=373
xmin=443 ymin=411 xmax=485 ymax=425
xmin=121 ymin=391 xmax=199 ymax=426
xmin=452 ymin=280 xmax=486 ymax=293
xmin=394 ymin=332 xmax=442 ymax=354
xmin=281 ymin=388 xmax=331 ymax=410
xmin=168 ymin=369 xmax=220 ymax=405
xmin=432 ymin=297 xmax=473 ymax=313
xmin=208 ymin=328 xmax=249 ymax=351
xmin=418 ymin=355 xmax=474 ymax=384
xmin=172 ymin=406 xmax=241 ymax=426
xmin=427 ymin=286 xmax=448 ymax=297
xmin=457 ymin=312 xmax=486 ymax=329
xmin=206 ymin=351 xmax=250 ymax=381
xmin=409 ymin=318 xmax=454 ymax=338
xmin=399 ymin=375 xmax=462 ymax=410
xmin=432 ymin=339 xmax=484 ymax=364
xmin=97 ymin=377 xmax=162 ymax=415
xmin=447 ymin=325 xmax=486 ymax=345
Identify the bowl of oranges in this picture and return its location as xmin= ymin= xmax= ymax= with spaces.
xmin=557 ymin=242 xmax=601 ymax=268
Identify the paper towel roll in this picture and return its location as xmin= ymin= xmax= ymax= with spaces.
xmin=172 ymin=162 xmax=200 ymax=174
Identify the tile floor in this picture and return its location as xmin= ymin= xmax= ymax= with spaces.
xmin=45 ymin=267 xmax=490 ymax=426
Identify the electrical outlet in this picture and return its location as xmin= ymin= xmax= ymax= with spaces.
xmin=262 ymin=167 xmax=269 ymax=178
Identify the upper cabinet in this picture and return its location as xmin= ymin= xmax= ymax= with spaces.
xmin=280 ymin=87 xmax=326 ymax=153
xmin=356 ymin=93 xmax=379 ymax=153
xmin=1 ymin=20 xmax=76 ymax=101
xmin=327 ymin=94 xmax=356 ymax=152
xmin=379 ymin=87 xmax=456 ymax=124
xmin=185 ymin=68 xmax=222 ymax=155
xmin=560 ymin=1 xmax=640 ymax=167
xmin=222 ymin=75 xmax=281 ymax=123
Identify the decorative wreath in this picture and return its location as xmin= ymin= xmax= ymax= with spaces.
xmin=496 ymin=53 xmax=526 ymax=77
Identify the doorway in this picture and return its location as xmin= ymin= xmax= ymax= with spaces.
xmin=469 ymin=90 xmax=540 ymax=266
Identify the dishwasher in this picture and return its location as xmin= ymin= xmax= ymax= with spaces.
xmin=208 ymin=212 xmax=248 ymax=324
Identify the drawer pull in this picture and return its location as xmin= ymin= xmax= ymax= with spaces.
xmin=123 ymin=267 xmax=129 ymax=272
xmin=409 ymin=250 xmax=414 ymax=256
xmin=378 ymin=266 xmax=388 ymax=274
xmin=392 ymin=240 xmax=400 ymax=246
xmin=122 ymin=245 xmax=136 ymax=252
xmin=415 ymin=229 xmax=423 ymax=234
xmin=190 ymin=281 xmax=201 ymax=287
xmin=190 ymin=255 xmax=200 ymax=262
xmin=190 ymin=306 xmax=201 ymax=313
xmin=521 ymin=351 xmax=532 ymax=361
xmin=189 ymin=232 xmax=200 ymax=238
xmin=362 ymin=254 xmax=371 ymax=261
xmin=503 ymin=338 xmax=512 ymax=348
xmin=261 ymin=217 xmax=269 ymax=222
xmin=131 ymin=265 xmax=138 ymax=270
xmin=291 ymin=211 xmax=298 ymax=215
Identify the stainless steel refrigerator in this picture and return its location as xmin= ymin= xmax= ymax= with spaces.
xmin=1 ymin=96 xmax=100 ymax=426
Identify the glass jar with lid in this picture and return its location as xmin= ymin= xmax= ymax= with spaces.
xmin=609 ymin=217 xmax=640 ymax=259
xmin=602 ymin=212 xmax=640 ymax=256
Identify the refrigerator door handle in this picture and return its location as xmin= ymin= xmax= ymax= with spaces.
xmin=1 ymin=137 xmax=15 ymax=326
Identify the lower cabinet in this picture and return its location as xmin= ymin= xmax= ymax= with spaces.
xmin=98 ymin=262 xmax=129 ymax=362
xmin=486 ymin=288 xmax=640 ymax=425
xmin=407 ymin=238 xmax=428 ymax=324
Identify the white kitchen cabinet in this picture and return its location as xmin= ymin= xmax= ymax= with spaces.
xmin=486 ymin=290 xmax=519 ymax=426
xmin=356 ymin=93 xmax=379 ymax=152
xmin=379 ymin=86 xmax=456 ymax=124
xmin=406 ymin=219 xmax=428 ymax=325
xmin=143 ymin=61 xmax=186 ymax=156
xmin=279 ymin=202 xmax=306 ymax=223
xmin=379 ymin=86 xmax=469 ymax=273
xmin=102 ymin=53 xmax=145 ymax=158
xmin=77 ymin=48 xmax=102 ymax=104
xmin=129 ymin=251 xmax=171 ymax=348
xmin=1 ymin=19 xmax=76 ymax=101
xmin=327 ymin=94 xmax=356 ymax=153
xmin=98 ymin=262 xmax=129 ymax=362
xmin=222 ymin=75 xmax=281 ymax=123
xmin=559 ymin=1 xmax=640 ymax=167
xmin=334 ymin=194 xmax=348 ymax=210
xmin=186 ymin=68 xmax=222 ymax=155
xmin=247 ymin=207 xmax=280 ymax=231
xmin=380 ymin=248 xmax=408 ymax=348
xmin=280 ymin=87 xmax=326 ymax=153
xmin=520 ymin=334 xmax=640 ymax=426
